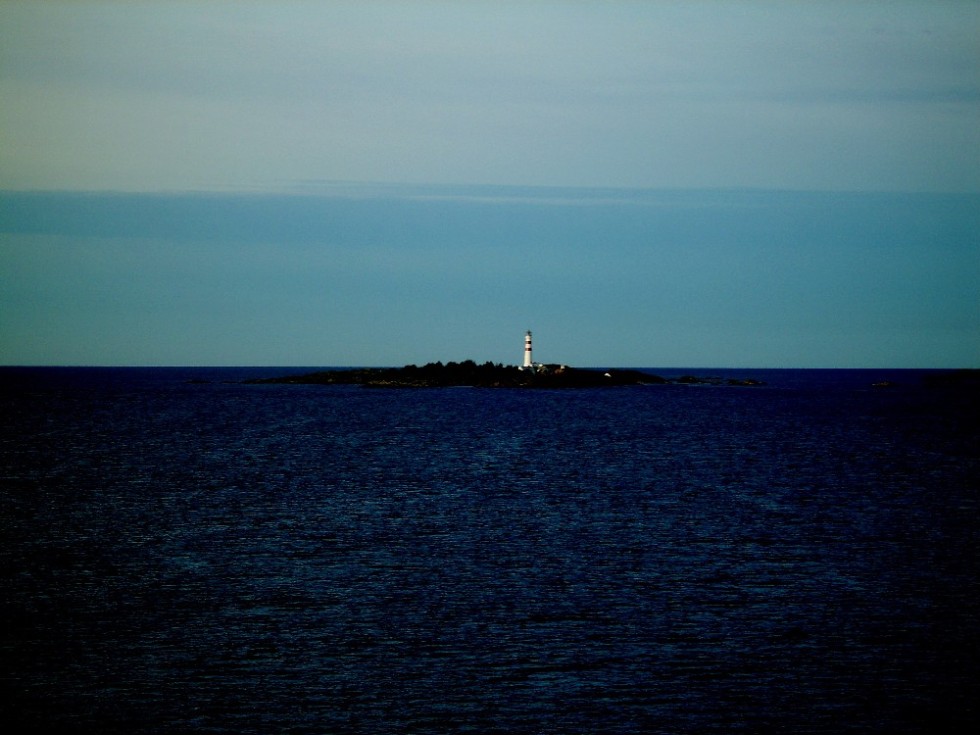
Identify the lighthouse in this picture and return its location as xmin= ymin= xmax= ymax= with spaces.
xmin=523 ymin=330 xmax=533 ymax=369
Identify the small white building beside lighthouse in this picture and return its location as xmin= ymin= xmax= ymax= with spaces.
xmin=523 ymin=330 xmax=533 ymax=369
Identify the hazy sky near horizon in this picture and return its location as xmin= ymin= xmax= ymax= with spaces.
xmin=1 ymin=1 xmax=978 ymax=367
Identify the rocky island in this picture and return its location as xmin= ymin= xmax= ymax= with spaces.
xmin=245 ymin=361 xmax=764 ymax=389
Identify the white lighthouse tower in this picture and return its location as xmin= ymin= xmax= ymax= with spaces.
xmin=523 ymin=330 xmax=533 ymax=369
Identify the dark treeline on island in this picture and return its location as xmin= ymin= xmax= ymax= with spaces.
xmin=245 ymin=361 xmax=766 ymax=389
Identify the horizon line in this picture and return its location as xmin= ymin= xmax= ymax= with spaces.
xmin=2 ymin=364 xmax=975 ymax=371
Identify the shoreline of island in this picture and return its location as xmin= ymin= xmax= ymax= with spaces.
xmin=244 ymin=361 xmax=766 ymax=389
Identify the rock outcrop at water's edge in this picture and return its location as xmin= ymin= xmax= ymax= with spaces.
xmin=245 ymin=361 xmax=765 ymax=388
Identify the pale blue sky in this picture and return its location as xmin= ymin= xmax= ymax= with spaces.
xmin=1 ymin=2 xmax=978 ymax=366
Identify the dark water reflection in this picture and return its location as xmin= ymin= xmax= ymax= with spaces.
xmin=2 ymin=368 xmax=978 ymax=733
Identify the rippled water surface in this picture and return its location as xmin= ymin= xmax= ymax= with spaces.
xmin=2 ymin=367 xmax=978 ymax=733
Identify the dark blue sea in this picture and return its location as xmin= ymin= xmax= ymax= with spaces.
xmin=2 ymin=367 xmax=978 ymax=734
